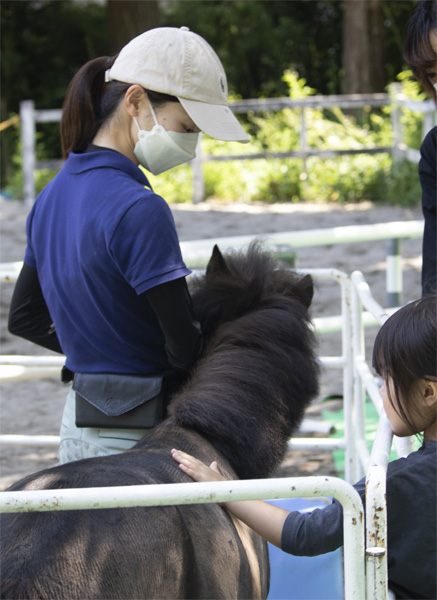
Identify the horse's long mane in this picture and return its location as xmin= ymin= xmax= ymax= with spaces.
xmin=168 ymin=242 xmax=319 ymax=479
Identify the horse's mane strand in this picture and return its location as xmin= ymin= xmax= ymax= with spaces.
xmin=169 ymin=241 xmax=320 ymax=480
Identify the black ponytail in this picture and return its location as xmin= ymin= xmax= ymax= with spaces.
xmin=60 ymin=55 xmax=180 ymax=158
xmin=60 ymin=56 xmax=129 ymax=158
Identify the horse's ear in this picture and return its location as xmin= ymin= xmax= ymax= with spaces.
xmin=206 ymin=245 xmax=230 ymax=277
xmin=296 ymin=274 xmax=314 ymax=308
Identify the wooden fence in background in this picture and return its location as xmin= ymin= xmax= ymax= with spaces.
xmin=19 ymin=83 xmax=436 ymax=204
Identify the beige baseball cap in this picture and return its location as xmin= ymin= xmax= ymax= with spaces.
xmin=105 ymin=26 xmax=249 ymax=143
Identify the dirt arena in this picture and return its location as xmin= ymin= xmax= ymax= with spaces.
xmin=0 ymin=198 xmax=423 ymax=490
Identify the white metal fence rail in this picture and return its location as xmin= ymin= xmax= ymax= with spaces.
xmin=0 ymin=476 xmax=365 ymax=599
xmin=0 ymin=217 xmax=423 ymax=310
xmin=350 ymin=269 xmax=414 ymax=600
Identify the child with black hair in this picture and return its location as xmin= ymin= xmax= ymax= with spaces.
xmin=172 ymin=294 xmax=437 ymax=600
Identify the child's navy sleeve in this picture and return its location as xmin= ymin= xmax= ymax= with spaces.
xmin=281 ymin=500 xmax=344 ymax=556
xmin=281 ymin=477 xmax=366 ymax=556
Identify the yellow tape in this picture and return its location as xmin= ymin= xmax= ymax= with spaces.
xmin=0 ymin=115 xmax=20 ymax=132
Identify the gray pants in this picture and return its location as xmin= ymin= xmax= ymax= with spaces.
xmin=59 ymin=388 xmax=148 ymax=464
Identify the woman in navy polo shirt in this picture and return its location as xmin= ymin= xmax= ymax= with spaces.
xmin=8 ymin=27 xmax=250 ymax=464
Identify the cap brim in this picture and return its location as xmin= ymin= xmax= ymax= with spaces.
xmin=179 ymin=97 xmax=250 ymax=143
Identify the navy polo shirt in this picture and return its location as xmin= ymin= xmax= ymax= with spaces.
xmin=24 ymin=149 xmax=190 ymax=374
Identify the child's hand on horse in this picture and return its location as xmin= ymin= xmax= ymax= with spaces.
xmin=171 ymin=449 xmax=227 ymax=483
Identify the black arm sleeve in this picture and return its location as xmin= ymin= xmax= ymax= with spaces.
xmin=143 ymin=277 xmax=202 ymax=372
xmin=419 ymin=127 xmax=437 ymax=295
xmin=8 ymin=263 xmax=63 ymax=354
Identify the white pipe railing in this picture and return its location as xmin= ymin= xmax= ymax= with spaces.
xmin=0 ymin=217 xmax=423 ymax=384
xmin=0 ymin=220 xmax=423 ymax=314
xmin=351 ymin=270 xmax=415 ymax=461
xmin=365 ymin=415 xmax=393 ymax=600
xmin=1 ymin=218 xmax=424 ymax=275
xmin=0 ymin=434 xmax=60 ymax=447
xmin=0 ymin=475 xmax=366 ymax=600
xmin=350 ymin=269 xmax=415 ymax=599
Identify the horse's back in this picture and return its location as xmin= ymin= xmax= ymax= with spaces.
xmin=0 ymin=428 xmax=269 ymax=599
xmin=1 ymin=495 xmax=268 ymax=599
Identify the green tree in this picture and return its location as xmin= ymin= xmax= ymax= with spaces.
xmin=1 ymin=0 xmax=107 ymax=114
xmin=107 ymin=0 xmax=160 ymax=53
xmin=0 ymin=0 xmax=108 ymax=188
xmin=163 ymin=0 xmax=415 ymax=97
xmin=0 ymin=0 xmax=419 ymax=195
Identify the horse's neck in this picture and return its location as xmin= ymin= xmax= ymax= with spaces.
xmin=134 ymin=420 xmax=239 ymax=480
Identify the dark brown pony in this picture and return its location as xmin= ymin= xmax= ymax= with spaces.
xmin=0 ymin=243 xmax=319 ymax=600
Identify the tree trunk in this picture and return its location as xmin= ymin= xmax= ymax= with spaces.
xmin=342 ymin=0 xmax=385 ymax=94
xmin=367 ymin=0 xmax=386 ymax=92
xmin=107 ymin=0 xmax=161 ymax=55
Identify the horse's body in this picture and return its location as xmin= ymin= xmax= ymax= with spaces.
xmin=0 ymin=243 xmax=319 ymax=600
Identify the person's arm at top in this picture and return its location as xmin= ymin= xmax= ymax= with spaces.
xmin=419 ymin=127 xmax=437 ymax=295
xmin=144 ymin=278 xmax=202 ymax=372
xmin=8 ymin=263 xmax=63 ymax=354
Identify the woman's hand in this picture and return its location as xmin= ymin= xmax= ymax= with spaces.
xmin=171 ymin=449 xmax=228 ymax=483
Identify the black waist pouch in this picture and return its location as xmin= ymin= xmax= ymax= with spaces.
xmin=73 ymin=373 xmax=163 ymax=430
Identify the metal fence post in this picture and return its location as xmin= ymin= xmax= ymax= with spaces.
xmin=351 ymin=279 xmax=368 ymax=482
xmin=300 ymin=106 xmax=308 ymax=180
xmin=388 ymin=83 xmax=403 ymax=163
xmin=20 ymin=100 xmax=36 ymax=205
xmin=386 ymin=239 xmax=402 ymax=308
xmin=341 ymin=274 xmax=356 ymax=483
xmin=365 ymin=415 xmax=392 ymax=600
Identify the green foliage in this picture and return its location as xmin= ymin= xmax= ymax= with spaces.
xmin=145 ymin=165 xmax=193 ymax=204
xmin=3 ymin=127 xmax=59 ymax=200
xmin=163 ymin=0 xmax=344 ymax=98
xmin=4 ymin=71 xmax=424 ymax=206
xmin=1 ymin=0 xmax=421 ymax=198
xmin=395 ymin=70 xmax=430 ymax=151
xmin=153 ymin=70 xmax=419 ymax=206
xmin=0 ymin=0 xmax=107 ymax=188
xmin=1 ymin=0 xmax=108 ymax=113
xmin=162 ymin=0 xmax=415 ymax=99
xmin=384 ymin=159 xmax=422 ymax=207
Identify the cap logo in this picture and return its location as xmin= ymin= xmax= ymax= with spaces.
xmin=220 ymin=77 xmax=225 ymax=93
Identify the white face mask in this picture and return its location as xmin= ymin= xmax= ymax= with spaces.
xmin=133 ymin=100 xmax=199 ymax=175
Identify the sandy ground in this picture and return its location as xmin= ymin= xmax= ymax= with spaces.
xmin=0 ymin=198 xmax=423 ymax=490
